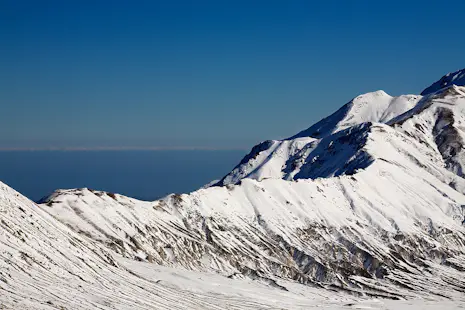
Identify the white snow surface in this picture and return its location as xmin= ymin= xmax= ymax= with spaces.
xmin=2 ymin=181 xmax=462 ymax=309
xmin=2 ymin=69 xmax=465 ymax=309
xmin=218 ymin=91 xmax=421 ymax=185
xmin=290 ymin=90 xmax=420 ymax=139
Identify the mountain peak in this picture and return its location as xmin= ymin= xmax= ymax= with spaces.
xmin=4 ymin=66 xmax=465 ymax=308
xmin=354 ymin=89 xmax=389 ymax=99
xmin=288 ymin=90 xmax=419 ymax=140
xmin=421 ymin=68 xmax=465 ymax=96
xmin=218 ymin=79 xmax=465 ymax=187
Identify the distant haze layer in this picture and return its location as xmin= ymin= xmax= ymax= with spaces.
xmin=0 ymin=150 xmax=244 ymax=201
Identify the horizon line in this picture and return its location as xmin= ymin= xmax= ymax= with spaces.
xmin=0 ymin=146 xmax=250 ymax=152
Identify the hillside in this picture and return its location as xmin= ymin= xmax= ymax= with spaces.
xmin=2 ymin=68 xmax=465 ymax=308
xmin=39 ymin=77 xmax=465 ymax=301
xmin=5 ymin=181 xmax=459 ymax=309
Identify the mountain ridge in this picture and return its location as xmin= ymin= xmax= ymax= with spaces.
xmin=37 ymin=71 xmax=465 ymax=299
xmin=2 ymin=68 xmax=465 ymax=308
xmin=421 ymin=68 xmax=465 ymax=96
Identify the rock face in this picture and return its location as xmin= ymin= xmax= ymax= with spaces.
xmin=2 ymin=68 xmax=465 ymax=308
xmin=38 ymin=73 xmax=465 ymax=301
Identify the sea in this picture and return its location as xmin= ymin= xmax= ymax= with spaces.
xmin=0 ymin=150 xmax=245 ymax=202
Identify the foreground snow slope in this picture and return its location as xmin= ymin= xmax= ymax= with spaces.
xmin=3 ymin=181 xmax=461 ymax=309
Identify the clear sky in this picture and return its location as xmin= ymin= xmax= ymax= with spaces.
xmin=1 ymin=0 xmax=464 ymax=150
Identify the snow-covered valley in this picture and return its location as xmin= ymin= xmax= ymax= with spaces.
xmin=1 ymin=68 xmax=465 ymax=309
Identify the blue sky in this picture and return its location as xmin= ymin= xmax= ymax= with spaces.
xmin=1 ymin=0 xmax=464 ymax=150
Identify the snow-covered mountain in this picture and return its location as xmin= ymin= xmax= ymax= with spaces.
xmin=421 ymin=68 xmax=465 ymax=95
xmin=2 ymin=180 xmax=381 ymax=309
xmin=216 ymin=91 xmax=421 ymax=185
xmin=2 ymin=68 xmax=465 ymax=308
xmin=217 ymin=71 xmax=465 ymax=186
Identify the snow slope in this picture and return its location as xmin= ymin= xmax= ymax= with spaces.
xmin=39 ymin=84 xmax=465 ymax=301
xmin=217 ymin=91 xmax=420 ymax=185
xmin=2 ymin=180 xmax=461 ymax=309
xmin=3 ymin=68 xmax=465 ymax=308
xmin=218 ymin=86 xmax=465 ymax=186
xmin=390 ymin=85 xmax=465 ymax=177
xmin=290 ymin=91 xmax=420 ymax=139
